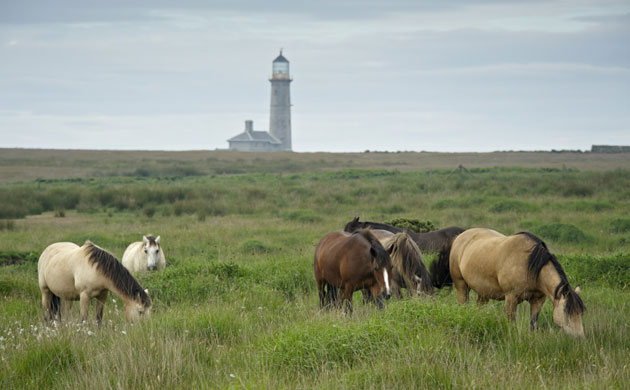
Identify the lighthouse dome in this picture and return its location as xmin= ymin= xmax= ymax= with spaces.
xmin=272 ymin=50 xmax=289 ymax=77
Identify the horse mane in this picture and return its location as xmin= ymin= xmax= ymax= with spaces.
xmin=353 ymin=229 xmax=390 ymax=268
xmin=344 ymin=217 xmax=404 ymax=234
xmin=384 ymin=233 xmax=433 ymax=294
xmin=84 ymin=241 xmax=151 ymax=308
xmin=145 ymin=235 xmax=158 ymax=245
xmin=516 ymin=232 xmax=585 ymax=316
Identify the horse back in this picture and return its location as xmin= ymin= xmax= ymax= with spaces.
xmin=315 ymin=231 xmax=378 ymax=288
xmin=122 ymin=241 xmax=145 ymax=272
xmin=38 ymin=242 xmax=88 ymax=299
xmin=451 ymin=228 xmax=540 ymax=296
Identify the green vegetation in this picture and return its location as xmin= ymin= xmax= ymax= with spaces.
xmin=1 ymin=154 xmax=629 ymax=389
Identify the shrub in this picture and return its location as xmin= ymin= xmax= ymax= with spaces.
xmin=386 ymin=218 xmax=436 ymax=232
xmin=240 ymin=240 xmax=272 ymax=255
xmin=283 ymin=210 xmax=322 ymax=223
xmin=489 ymin=199 xmax=538 ymax=213
xmin=608 ymin=218 xmax=630 ymax=234
xmin=560 ymin=253 xmax=630 ymax=288
xmin=432 ymin=199 xmax=458 ymax=210
xmin=532 ymin=223 xmax=590 ymax=243
xmin=143 ymin=204 xmax=156 ymax=218
xmin=562 ymin=183 xmax=594 ymax=197
xmin=380 ymin=204 xmax=405 ymax=214
xmin=0 ymin=219 xmax=15 ymax=231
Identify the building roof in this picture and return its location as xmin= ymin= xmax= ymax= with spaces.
xmin=227 ymin=130 xmax=282 ymax=144
xmin=273 ymin=50 xmax=289 ymax=63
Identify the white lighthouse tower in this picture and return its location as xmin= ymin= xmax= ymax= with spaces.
xmin=269 ymin=50 xmax=292 ymax=151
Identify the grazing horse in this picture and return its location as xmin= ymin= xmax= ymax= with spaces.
xmin=344 ymin=217 xmax=464 ymax=263
xmin=122 ymin=235 xmax=165 ymax=273
xmin=38 ymin=241 xmax=152 ymax=324
xmin=382 ymin=233 xmax=434 ymax=298
xmin=438 ymin=228 xmax=585 ymax=337
xmin=314 ymin=229 xmax=392 ymax=313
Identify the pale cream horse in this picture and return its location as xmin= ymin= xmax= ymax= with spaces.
xmin=448 ymin=228 xmax=585 ymax=337
xmin=122 ymin=235 xmax=165 ymax=273
xmin=38 ymin=241 xmax=152 ymax=324
xmin=361 ymin=229 xmax=433 ymax=300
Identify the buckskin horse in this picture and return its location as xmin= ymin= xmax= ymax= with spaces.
xmin=434 ymin=228 xmax=585 ymax=337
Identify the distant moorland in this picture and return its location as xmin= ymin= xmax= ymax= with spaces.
xmin=1 ymin=149 xmax=629 ymax=389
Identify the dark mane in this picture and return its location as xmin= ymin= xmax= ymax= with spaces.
xmin=344 ymin=217 xmax=403 ymax=234
xmin=84 ymin=242 xmax=151 ymax=307
xmin=354 ymin=229 xmax=390 ymax=268
xmin=516 ymin=232 xmax=585 ymax=316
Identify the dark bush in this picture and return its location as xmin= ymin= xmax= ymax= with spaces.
xmin=386 ymin=218 xmax=436 ymax=232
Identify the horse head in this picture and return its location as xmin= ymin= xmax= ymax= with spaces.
xmin=552 ymin=284 xmax=585 ymax=337
xmin=369 ymin=244 xmax=392 ymax=300
xmin=344 ymin=217 xmax=360 ymax=233
xmin=143 ymin=235 xmax=161 ymax=271
xmin=126 ymin=288 xmax=152 ymax=323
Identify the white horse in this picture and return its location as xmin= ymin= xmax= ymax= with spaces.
xmin=122 ymin=235 xmax=165 ymax=273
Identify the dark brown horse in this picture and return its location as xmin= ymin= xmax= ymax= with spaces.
xmin=314 ymin=229 xmax=392 ymax=313
xmin=345 ymin=217 xmax=465 ymax=287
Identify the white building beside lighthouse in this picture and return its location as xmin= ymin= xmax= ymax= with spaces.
xmin=227 ymin=51 xmax=293 ymax=152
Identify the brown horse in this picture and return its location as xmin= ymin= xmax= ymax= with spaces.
xmin=437 ymin=228 xmax=585 ymax=337
xmin=314 ymin=229 xmax=392 ymax=313
xmin=344 ymin=217 xmax=464 ymax=273
xmin=38 ymin=241 xmax=152 ymax=324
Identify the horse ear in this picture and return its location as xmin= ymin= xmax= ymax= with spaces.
xmin=353 ymin=217 xmax=359 ymax=223
xmin=574 ymin=285 xmax=581 ymax=294
xmin=142 ymin=236 xmax=149 ymax=244
xmin=155 ymin=235 xmax=161 ymax=244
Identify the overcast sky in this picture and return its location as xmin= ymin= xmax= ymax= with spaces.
xmin=1 ymin=0 xmax=628 ymax=152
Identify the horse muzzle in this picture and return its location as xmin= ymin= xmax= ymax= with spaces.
xmin=147 ymin=265 xmax=157 ymax=271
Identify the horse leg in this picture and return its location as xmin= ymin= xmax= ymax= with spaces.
xmin=317 ymin=280 xmax=326 ymax=309
xmin=79 ymin=292 xmax=91 ymax=323
xmin=361 ymin=288 xmax=372 ymax=305
xmin=342 ymin=287 xmax=354 ymax=315
xmin=505 ymin=294 xmax=519 ymax=321
xmin=528 ymin=295 xmax=546 ymax=330
xmin=453 ymin=279 xmax=470 ymax=304
xmin=366 ymin=283 xmax=385 ymax=309
xmin=95 ymin=290 xmax=109 ymax=325
xmin=41 ymin=290 xmax=53 ymax=322
xmin=60 ymin=300 xmax=73 ymax=322
xmin=476 ymin=295 xmax=489 ymax=305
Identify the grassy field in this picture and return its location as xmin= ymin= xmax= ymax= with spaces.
xmin=1 ymin=150 xmax=630 ymax=389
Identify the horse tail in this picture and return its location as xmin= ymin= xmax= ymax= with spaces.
xmin=49 ymin=293 xmax=60 ymax=319
xmin=356 ymin=229 xmax=390 ymax=268
xmin=430 ymin=241 xmax=453 ymax=288
xmin=385 ymin=233 xmax=434 ymax=295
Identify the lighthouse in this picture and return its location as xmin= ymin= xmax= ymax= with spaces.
xmin=269 ymin=50 xmax=292 ymax=151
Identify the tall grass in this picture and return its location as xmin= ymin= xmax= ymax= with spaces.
xmin=1 ymin=166 xmax=629 ymax=389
